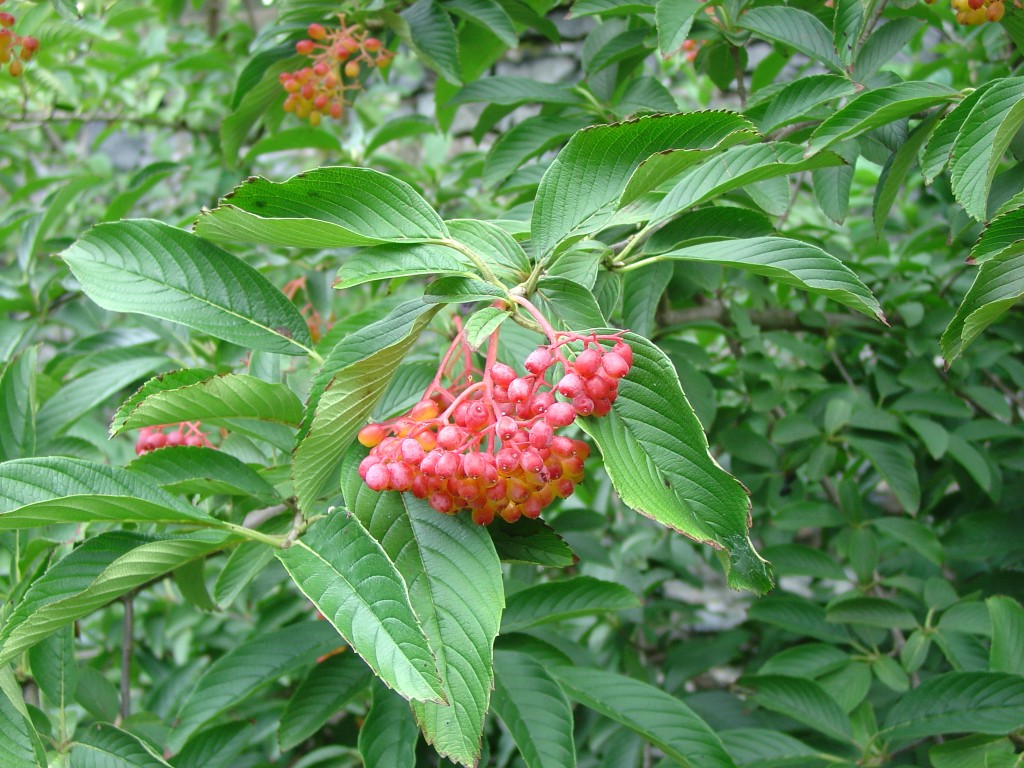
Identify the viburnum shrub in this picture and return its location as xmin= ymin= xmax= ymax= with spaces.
xmin=356 ymin=298 xmax=633 ymax=524
xmin=279 ymin=16 xmax=392 ymax=124
xmin=0 ymin=0 xmax=38 ymax=77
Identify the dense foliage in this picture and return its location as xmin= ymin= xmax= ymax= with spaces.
xmin=2 ymin=0 xmax=1024 ymax=766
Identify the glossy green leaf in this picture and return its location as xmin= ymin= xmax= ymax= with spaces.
xmin=173 ymin=723 xmax=253 ymax=768
xmin=578 ymin=333 xmax=773 ymax=594
xmin=448 ymin=76 xmax=583 ymax=108
xmin=111 ymin=373 xmax=303 ymax=435
xmin=656 ymin=0 xmax=700 ymax=57
xmin=951 ymin=77 xmax=1024 ymax=221
xmin=445 ymin=0 xmax=518 ymax=46
xmin=738 ymin=7 xmax=843 ymax=71
xmin=334 ymin=242 xmax=477 ymax=290
xmin=807 ymin=82 xmax=958 ymax=155
xmin=0 ymin=667 xmax=46 ymax=768
xmin=534 ymin=277 xmax=607 ymax=330
xmin=0 ymin=457 xmax=221 ymax=529
xmin=531 ymin=111 xmax=757 ymax=261
xmin=942 ymin=247 xmax=1024 ymax=364
xmin=882 ymin=672 xmax=1024 ymax=742
xmin=501 ymin=576 xmax=639 ymax=632
xmin=719 ymin=729 xmax=820 ymax=768
xmin=464 ymin=307 xmax=511 ymax=350
xmin=648 ymin=236 xmax=884 ymax=321
xmin=482 ymin=115 xmax=593 ymax=187
xmin=970 ymin=204 xmax=1024 ymax=264
xmin=60 ymin=220 xmax=313 ymax=355
xmin=847 ymin=436 xmax=920 ymax=514
xmin=873 ymin=112 xmax=941 ymax=237
xmin=28 ymin=625 xmax=77 ymax=709
xmin=492 ymin=649 xmax=576 ymax=768
xmin=0 ymin=530 xmax=239 ymax=665
xmin=745 ymin=674 xmax=854 ymax=742
xmin=552 ymin=667 xmax=737 ymax=767
xmin=342 ymin=467 xmax=503 ymax=768
xmin=623 ymin=262 xmax=673 ymax=338
xmin=127 ymin=446 xmax=278 ymax=500
xmin=358 ymin=682 xmax=420 ymax=768
xmin=71 ymin=723 xmax=172 ymax=768
xmin=194 ymin=167 xmax=448 ymax=248
xmin=397 ymin=0 xmax=461 ymax=84
xmin=0 ymin=346 xmax=38 ymax=461
xmin=758 ymin=74 xmax=858 ymax=133
xmin=855 ymin=19 xmax=923 ymax=79
xmin=826 ymin=597 xmax=918 ymax=629
xmin=279 ymin=653 xmax=373 ymax=750
xmin=293 ymin=300 xmax=439 ymax=511
xmin=168 ymin=622 xmax=342 ymax=752
xmin=921 ymin=84 xmax=994 ymax=184
xmin=487 ymin=518 xmax=575 ymax=566
xmin=446 ymin=218 xmax=532 ymax=280
xmin=276 ymin=512 xmax=445 ymax=705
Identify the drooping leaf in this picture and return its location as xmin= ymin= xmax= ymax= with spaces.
xmin=987 ymin=597 xmax=1024 ymax=675
xmin=655 ymin=0 xmax=700 ymax=57
xmin=648 ymin=236 xmax=885 ymax=321
xmin=194 ymin=167 xmax=448 ymax=248
xmin=487 ymin=517 xmax=576 ymax=567
xmin=334 ymin=242 xmax=477 ymax=290
xmin=127 ymin=447 xmax=278 ymax=501
xmin=552 ymin=667 xmax=738 ymax=768
xmin=0 ymin=457 xmax=222 ymax=529
xmin=358 ymin=682 xmax=420 ymax=768
xmin=173 ymin=723 xmax=254 ymax=768
xmin=970 ymin=204 xmax=1024 ymax=264
xmin=882 ymin=672 xmax=1024 ymax=742
xmin=847 ymin=436 xmax=920 ymax=514
xmin=275 ymin=512 xmax=446 ymax=705
xmin=855 ymin=19 xmax=923 ymax=79
xmin=444 ymin=0 xmax=518 ymax=47
xmin=942 ymin=246 xmax=1024 ymax=363
xmin=920 ymin=83 xmax=994 ymax=185
xmin=738 ymin=7 xmax=843 ymax=71
xmin=168 ymin=622 xmax=343 ymax=753
xmin=396 ymin=0 xmax=461 ymax=84
xmin=534 ymin=277 xmax=608 ymax=330
xmin=0 ymin=530 xmax=239 ymax=665
xmin=483 ymin=115 xmax=593 ymax=187
xmin=28 ymin=625 xmax=78 ymax=709
xmin=577 ymin=334 xmax=773 ymax=594
xmin=719 ymin=728 xmax=820 ymax=768
xmin=758 ymin=75 xmax=858 ymax=133
xmin=60 ymin=220 xmax=313 ymax=355
xmin=825 ymin=597 xmax=918 ymax=630
xmin=744 ymin=674 xmax=854 ymax=743
xmin=0 ymin=346 xmax=38 ymax=461
xmin=492 ymin=649 xmax=576 ymax=768
xmin=501 ymin=576 xmax=639 ymax=631
xmin=448 ymin=76 xmax=583 ymax=108
xmin=0 ymin=667 xmax=46 ymax=768
xmin=71 ymin=723 xmax=173 ymax=768
xmin=111 ymin=373 xmax=303 ymax=434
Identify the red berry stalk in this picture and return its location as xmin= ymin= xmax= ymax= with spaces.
xmin=356 ymin=299 xmax=633 ymax=525
xmin=135 ymin=422 xmax=215 ymax=455
xmin=280 ymin=16 xmax=393 ymax=125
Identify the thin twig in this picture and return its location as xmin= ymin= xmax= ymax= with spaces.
xmin=119 ymin=594 xmax=134 ymax=723
xmin=731 ymin=46 xmax=747 ymax=108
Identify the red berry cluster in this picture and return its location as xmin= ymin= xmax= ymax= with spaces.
xmin=135 ymin=422 xmax=214 ymax=455
xmin=356 ymin=321 xmax=633 ymax=526
xmin=279 ymin=17 xmax=392 ymax=125
xmin=0 ymin=1 xmax=38 ymax=77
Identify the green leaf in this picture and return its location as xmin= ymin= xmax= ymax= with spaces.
xmin=882 ymin=672 xmax=1024 ymax=742
xmin=855 ymin=19 xmax=923 ymax=79
xmin=501 ymin=576 xmax=639 ymax=632
xmin=987 ymin=596 xmax=1024 ymax=675
xmin=951 ymin=77 xmax=1024 ymax=221
xmin=584 ymin=28 xmax=650 ymax=76
xmin=482 ymin=115 xmax=593 ymax=187
xmin=847 ymin=436 xmax=920 ymax=514
xmin=644 ymin=207 xmax=775 ymax=252
xmin=341 ymin=470 xmax=503 ymax=768
xmin=748 ymin=597 xmax=850 ymax=644
xmin=60 ymin=220 xmax=313 ymax=356
xmin=758 ymin=74 xmax=858 ymax=133
xmin=873 ymin=112 xmax=942 ymax=237
xmin=656 ymin=0 xmax=700 ymax=57
xmin=534 ymin=277 xmax=608 ymax=330
xmin=243 ymin=126 xmax=343 ymax=164
xmin=552 ymin=667 xmax=737 ymax=768
xmin=0 ymin=667 xmax=46 ymax=768
xmin=278 ymin=653 xmax=373 ymax=750
xmin=168 ymin=622 xmax=342 ymax=753
xmin=492 ymin=649 xmax=576 ymax=768
xmin=719 ymin=728 xmax=819 ymax=768
xmin=71 ymin=723 xmax=173 ymax=768
xmin=826 ymin=597 xmax=918 ymax=629
xmin=649 ymin=236 xmax=884 ymax=321
xmin=221 ymin=57 xmax=295 ymax=163
xmin=464 ymin=307 xmax=511 ymax=350
xmin=127 ymin=446 xmax=278 ymax=501
xmin=397 ymin=0 xmax=461 ymax=85
xmin=423 ymin=276 xmax=506 ymax=304
xmin=173 ymin=724 xmax=253 ymax=768
xmin=921 ymin=84 xmax=994 ymax=185
xmin=623 ymin=262 xmax=673 ymax=339
xmin=487 ymin=517 xmax=576 ymax=567
xmin=738 ymin=7 xmax=843 ymax=71
xmin=653 ymin=142 xmax=847 ymax=218
xmin=334 ymin=242 xmax=477 ymax=290
xmin=0 ymin=346 xmax=38 ymax=461
xmin=293 ymin=300 xmax=439 ymax=511
xmin=36 ymin=357 xmax=169 ymax=444
xmin=448 ymin=76 xmax=584 ymax=108
xmin=970 ymin=204 xmax=1024 ymax=264
xmin=745 ymin=675 xmax=854 ymax=743
xmin=807 ymin=82 xmax=959 ymax=155
xmin=930 ymin=735 xmax=1017 ymax=768
xmin=74 ymin=668 xmax=120 ymax=723
xmin=276 ymin=512 xmax=446 ymax=705
xmin=0 ymin=530 xmax=239 ymax=665
xmin=446 ymin=219 xmax=532 ymax=281
xmin=110 ymin=373 xmax=303 ymax=435
xmin=0 ymin=457 xmax=222 ymax=529
xmin=366 ymin=114 xmax=437 ymax=156
xmin=194 ymin=167 xmax=448 ymax=248
xmin=445 ymin=0 xmax=518 ymax=47
xmin=573 ymin=0 xmax=655 ymax=17
xmin=578 ymin=333 xmax=772 ymax=594
xmin=531 ymin=111 xmax=757 ymax=261
xmin=28 ymin=625 xmax=77 ymax=709
xmin=358 ymin=683 xmax=420 ymax=768
xmin=941 ymin=247 xmax=1024 ymax=364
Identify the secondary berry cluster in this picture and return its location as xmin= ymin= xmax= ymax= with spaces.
xmin=356 ymin=319 xmax=633 ymax=525
xmin=135 ymin=422 xmax=214 ymax=455
xmin=279 ymin=17 xmax=392 ymax=125
xmin=950 ymin=0 xmax=1006 ymax=23
xmin=0 ymin=0 xmax=39 ymax=77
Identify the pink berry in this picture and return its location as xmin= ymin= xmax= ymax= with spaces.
xmin=490 ymin=363 xmax=517 ymax=387
xmin=366 ymin=463 xmax=390 ymax=491
xmin=602 ymin=352 xmax=630 ymax=379
xmin=557 ymin=373 xmax=585 ymax=398
xmin=545 ymin=402 xmax=577 ymax=427
xmin=574 ymin=348 xmax=603 ymax=377
xmin=524 ymin=348 xmax=554 ymax=375
xmin=508 ymin=377 xmax=533 ymax=403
